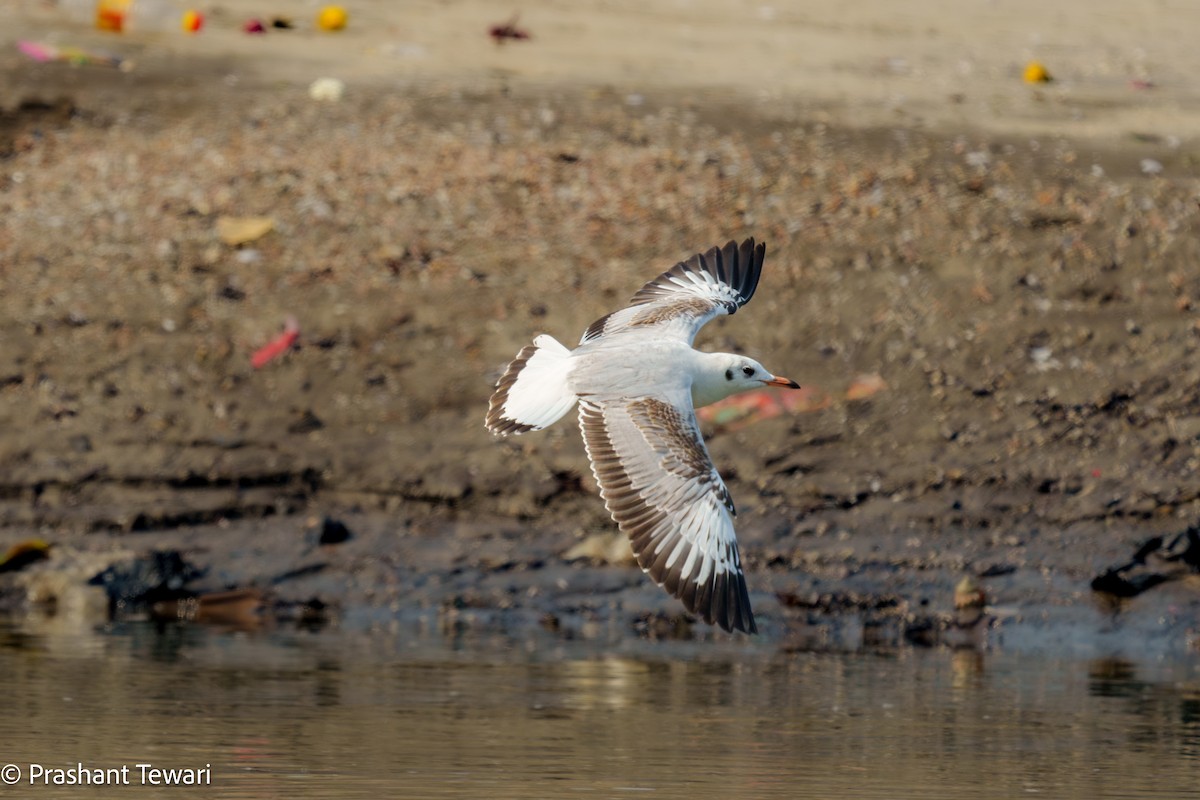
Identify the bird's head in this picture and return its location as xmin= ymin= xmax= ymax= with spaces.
xmin=693 ymin=353 xmax=800 ymax=408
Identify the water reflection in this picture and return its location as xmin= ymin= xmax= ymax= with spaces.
xmin=0 ymin=622 xmax=1196 ymax=798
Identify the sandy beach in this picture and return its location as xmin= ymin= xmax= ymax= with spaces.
xmin=8 ymin=0 xmax=1200 ymax=139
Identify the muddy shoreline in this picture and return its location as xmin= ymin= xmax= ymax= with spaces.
xmin=3 ymin=48 xmax=1200 ymax=650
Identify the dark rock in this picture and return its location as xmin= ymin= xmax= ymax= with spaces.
xmin=287 ymin=409 xmax=324 ymax=434
xmin=316 ymin=517 xmax=353 ymax=546
xmin=88 ymin=550 xmax=206 ymax=616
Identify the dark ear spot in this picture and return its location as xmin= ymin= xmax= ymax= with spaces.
xmin=725 ymin=369 xmax=733 ymax=381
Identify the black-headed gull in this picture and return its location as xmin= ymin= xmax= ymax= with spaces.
xmin=485 ymin=239 xmax=799 ymax=633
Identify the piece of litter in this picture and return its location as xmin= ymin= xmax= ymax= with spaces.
xmin=317 ymin=5 xmax=348 ymax=31
xmin=181 ymin=9 xmax=203 ymax=32
xmin=0 ymin=539 xmax=52 ymax=574
xmin=845 ymin=373 xmax=888 ymax=401
xmin=308 ymin=77 xmax=346 ymax=102
xmin=1140 ymin=158 xmax=1163 ymax=176
xmin=217 ymin=216 xmax=274 ymax=246
xmin=251 ymin=317 xmax=301 ymax=369
xmin=697 ymin=386 xmax=831 ymax=432
xmin=95 ymin=0 xmax=129 ymax=31
xmin=489 ymin=15 xmax=531 ymax=43
xmin=1023 ymin=61 xmax=1051 ymax=84
xmin=17 ymin=40 xmax=126 ymax=69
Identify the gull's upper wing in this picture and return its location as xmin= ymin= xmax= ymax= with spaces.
xmin=580 ymin=238 xmax=765 ymax=346
xmin=577 ymin=388 xmax=756 ymax=634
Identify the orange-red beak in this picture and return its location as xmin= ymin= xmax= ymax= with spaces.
xmin=764 ymin=376 xmax=801 ymax=389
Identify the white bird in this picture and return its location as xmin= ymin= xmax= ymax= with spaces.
xmin=485 ymin=239 xmax=799 ymax=633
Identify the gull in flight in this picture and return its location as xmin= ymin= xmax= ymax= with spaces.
xmin=485 ymin=239 xmax=799 ymax=633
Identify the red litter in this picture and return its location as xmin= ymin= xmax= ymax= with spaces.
xmin=251 ymin=317 xmax=300 ymax=368
xmin=489 ymin=15 xmax=530 ymax=43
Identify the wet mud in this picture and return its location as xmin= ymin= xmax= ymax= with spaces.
xmin=1 ymin=63 xmax=1199 ymax=650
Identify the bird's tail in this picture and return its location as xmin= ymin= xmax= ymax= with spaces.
xmin=485 ymin=334 xmax=577 ymax=435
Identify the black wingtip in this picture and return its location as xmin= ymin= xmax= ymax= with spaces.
xmin=711 ymin=243 xmax=728 ymax=285
xmin=737 ymin=238 xmax=764 ymax=307
xmin=681 ymin=569 xmax=757 ymax=635
xmin=712 ymin=570 xmax=758 ymax=634
xmin=715 ymin=238 xmax=764 ymax=310
xmin=627 ymin=237 xmax=768 ymax=311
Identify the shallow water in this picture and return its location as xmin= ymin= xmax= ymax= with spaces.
xmin=0 ymin=623 xmax=1197 ymax=799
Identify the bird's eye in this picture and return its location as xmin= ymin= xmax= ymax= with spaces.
xmin=742 ymin=366 xmax=754 ymax=377
xmin=725 ymin=369 xmax=733 ymax=381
